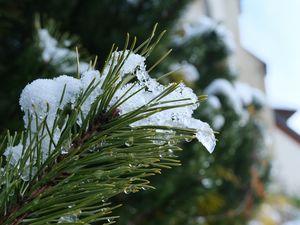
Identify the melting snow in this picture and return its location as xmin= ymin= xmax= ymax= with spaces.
xmin=4 ymin=51 xmax=216 ymax=179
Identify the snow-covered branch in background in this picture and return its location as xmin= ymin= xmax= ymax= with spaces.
xmin=38 ymin=29 xmax=89 ymax=73
xmin=169 ymin=62 xmax=200 ymax=83
xmin=205 ymin=78 xmax=266 ymax=129
xmin=173 ymin=16 xmax=236 ymax=53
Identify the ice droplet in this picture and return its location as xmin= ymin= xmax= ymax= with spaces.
xmin=185 ymin=137 xmax=193 ymax=142
xmin=108 ymin=218 xmax=114 ymax=223
xmin=125 ymin=136 xmax=134 ymax=147
xmin=124 ymin=188 xmax=130 ymax=194
xmin=61 ymin=149 xmax=68 ymax=154
xmin=167 ymin=139 xmax=176 ymax=146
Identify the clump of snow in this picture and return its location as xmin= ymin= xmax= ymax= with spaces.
xmin=169 ymin=62 xmax=200 ymax=83
xmin=212 ymin=115 xmax=225 ymax=130
xmin=20 ymin=76 xmax=82 ymax=129
xmin=17 ymin=75 xmax=82 ymax=169
xmin=80 ymin=70 xmax=105 ymax=119
xmin=4 ymin=51 xmax=216 ymax=180
xmin=3 ymin=144 xmax=37 ymax=181
xmin=38 ymin=28 xmax=89 ymax=73
xmin=103 ymin=50 xmax=146 ymax=81
xmin=205 ymin=79 xmax=244 ymax=117
xmin=234 ymin=81 xmax=266 ymax=107
xmin=204 ymin=79 xmax=266 ymax=127
xmin=204 ymin=96 xmax=225 ymax=130
xmin=54 ymin=76 xmax=83 ymax=107
xmin=173 ymin=16 xmax=236 ymax=53
xmin=109 ymin=52 xmax=215 ymax=152
xmin=207 ymin=95 xmax=221 ymax=110
xmin=4 ymin=144 xmax=24 ymax=166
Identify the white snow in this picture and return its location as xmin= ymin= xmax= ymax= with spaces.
xmin=234 ymin=81 xmax=266 ymax=106
xmin=38 ymin=29 xmax=89 ymax=73
xmin=18 ymin=75 xmax=83 ymax=169
xmin=169 ymin=62 xmax=200 ymax=83
xmin=174 ymin=16 xmax=236 ymax=53
xmin=4 ymin=144 xmax=24 ymax=166
xmin=212 ymin=115 xmax=225 ymax=130
xmin=80 ymin=70 xmax=104 ymax=119
xmin=103 ymin=50 xmax=146 ymax=81
xmin=207 ymin=95 xmax=221 ymax=110
xmin=20 ymin=76 xmax=82 ymax=129
xmin=205 ymin=79 xmax=244 ymax=116
xmin=108 ymin=52 xmax=215 ymax=152
xmin=204 ymin=96 xmax=225 ymax=130
xmin=205 ymin=79 xmax=266 ymax=127
xmin=4 ymin=51 xmax=216 ymax=180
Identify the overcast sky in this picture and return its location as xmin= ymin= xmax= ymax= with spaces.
xmin=239 ymin=0 xmax=300 ymax=110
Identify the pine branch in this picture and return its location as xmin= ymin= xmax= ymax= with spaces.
xmin=0 ymin=28 xmax=216 ymax=224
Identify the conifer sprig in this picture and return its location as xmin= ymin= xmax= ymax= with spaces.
xmin=0 ymin=28 xmax=214 ymax=224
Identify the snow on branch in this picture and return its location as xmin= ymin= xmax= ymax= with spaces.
xmin=4 ymin=51 xmax=216 ymax=181
xmin=173 ymin=16 xmax=236 ymax=53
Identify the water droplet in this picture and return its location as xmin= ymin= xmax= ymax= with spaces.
xmin=185 ymin=137 xmax=193 ymax=142
xmin=58 ymin=215 xmax=78 ymax=223
xmin=125 ymin=136 xmax=134 ymax=147
xmin=141 ymin=187 xmax=147 ymax=190
xmin=61 ymin=149 xmax=68 ymax=154
xmin=167 ymin=139 xmax=176 ymax=146
xmin=124 ymin=188 xmax=130 ymax=194
xmin=20 ymin=174 xmax=29 ymax=182
xmin=159 ymin=154 xmax=164 ymax=158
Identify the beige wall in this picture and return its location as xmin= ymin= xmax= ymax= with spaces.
xmin=271 ymin=128 xmax=300 ymax=196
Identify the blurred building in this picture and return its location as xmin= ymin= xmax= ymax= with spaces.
xmin=186 ymin=0 xmax=266 ymax=87
xmin=272 ymin=109 xmax=300 ymax=195
xmin=183 ymin=0 xmax=300 ymax=196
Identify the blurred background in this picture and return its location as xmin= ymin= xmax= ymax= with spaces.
xmin=0 ymin=0 xmax=300 ymax=224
